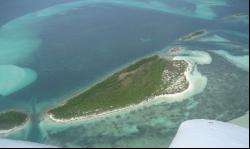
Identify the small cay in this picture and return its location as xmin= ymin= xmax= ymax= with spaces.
xmin=0 ymin=111 xmax=28 ymax=135
xmin=178 ymin=29 xmax=208 ymax=41
xmin=48 ymin=55 xmax=189 ymax=121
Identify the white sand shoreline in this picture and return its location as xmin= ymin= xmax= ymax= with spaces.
xmin=0 ymin=120 xmax=28 ymax=136
xmin=46 ymin=49 xmax=211 ymax=124
xmin=0 ymin=111 xmax=29 ymax=136
xmin=47 ymin=60 xmax=193 ymax=124
xmin=0 ymin=127 xmax=20 ymax=136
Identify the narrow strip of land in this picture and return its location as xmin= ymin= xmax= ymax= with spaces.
xmin=178 ymin=29 xmax=208 ymax=41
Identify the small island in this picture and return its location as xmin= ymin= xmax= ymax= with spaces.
xmin=178 ymin=29 xmax=208 ymax=41
xmin=233 ymin=12 xmax=249 ymax=17
xmin=0 ymin=111 xmax=28 ymax=135
xmin=224 ymin=12 xmax=249 ymax=24
xmin=48 ymin=55 xmax=189 ymax=121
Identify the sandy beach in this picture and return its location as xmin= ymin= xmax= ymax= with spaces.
xmin=0 ymin=117 xmax=29 ymax=136
xmin=47 ymin=49 xmax=211 ymax=124
xmin=0 ymin=127 xmax=20 ymax=136
xmin=47 ymin=63 xmax=190 ymax=123
xmin=0 ymin=122 xmax=27 ymax=136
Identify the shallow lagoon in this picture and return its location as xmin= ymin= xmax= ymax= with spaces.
xmin=0 ymin=0 xmax=249 ymax=147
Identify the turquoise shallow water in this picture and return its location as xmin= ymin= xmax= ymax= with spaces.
xmin=0 ymin=0 xmax=249 ymax=147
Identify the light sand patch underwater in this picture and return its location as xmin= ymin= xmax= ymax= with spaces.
xmin=0 ymin=0 xmax=227 ymax=64
xmin=173 ymin=50 xmax=212 ymax=65
xmin=0 ymin=65 xmax=37 ymax=96
xmin=212 ymin=50 xmax=249 ymax=72
xmin=0 ymin=25 xmax=41 ymax=65
xmin=198 ymin=34 xmax=231 ymax=43
xmin=0 ymin=0 xmax=225 ymax=97
xmin=0 ymin=0 xmax=226 ymax=64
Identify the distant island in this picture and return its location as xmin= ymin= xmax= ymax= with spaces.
xmin=0 ymin=111 xmax=28 ymax=135
xmin=223 ymin=12 xmax=249 ymax=24
xmin=48 ymin=55 xmax=189 ymax=122
xmin=233 ymin=12 xmax=249 ymax=17
xmin=178 ymin=29 xmax=208 ymax=41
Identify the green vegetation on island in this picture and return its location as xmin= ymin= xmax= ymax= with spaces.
xmin=0 ymin=111 xmax=27 ymax=131
xmin=49 ymin=55 xmax=188 ymax=120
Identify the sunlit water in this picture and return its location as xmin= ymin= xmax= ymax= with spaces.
xmin=0 ymin=0 xmax=249 ymax=147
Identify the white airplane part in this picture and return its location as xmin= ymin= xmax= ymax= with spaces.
xmin=0 ymin=138 xmax=57 ymax=148
xmin=169 ymin=119 xmax=249 ymax=148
